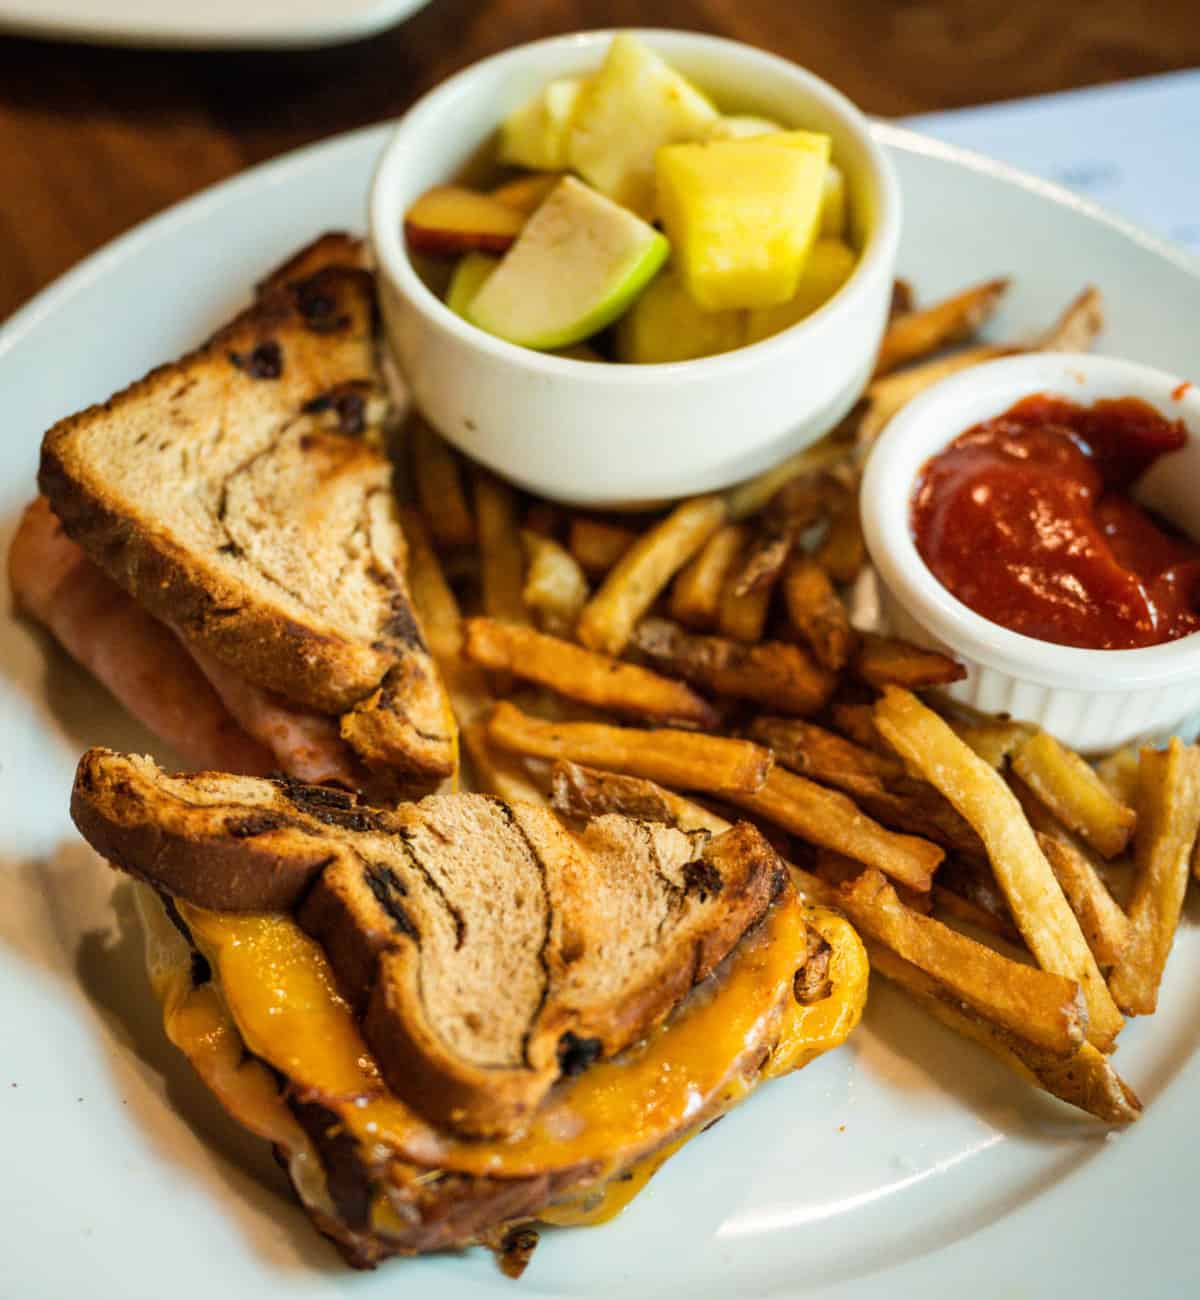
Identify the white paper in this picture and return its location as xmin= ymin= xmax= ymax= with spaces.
xmin=903 ymin=70 xmax=1200 ymax=256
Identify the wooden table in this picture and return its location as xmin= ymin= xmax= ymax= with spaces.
xmin=2 ymin=0 xmax=1197 ymax=320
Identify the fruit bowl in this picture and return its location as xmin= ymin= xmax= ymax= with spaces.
xmin=370 ymin=28 xmax=901 ymax=507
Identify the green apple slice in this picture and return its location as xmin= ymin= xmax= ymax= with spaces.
xmin=445 ymin=251 xmax=499 ymax=316
xmin=497 ymin=77 xmax=584 ymax=172
xmin=466 ymin=177 xmax=669 ymax=350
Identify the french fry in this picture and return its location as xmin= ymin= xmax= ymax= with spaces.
xmin=839 ymin=869 xmax=1083 ymax=1055
xmin=520 ymin=530 xmax=589 ymax=636
xmin=1094 ymin=746 xmax=1141 ymax=807
xmin=669 ymin=523 xmax=747 ymax=629
xmin=464 ymin=618 xmax=719 ymax=730
xmin=568 ymin=516 xmax=639 ymax=577
xmin=747 ymin=717 xmax=904 ymax=796
xmin=523 ymin=501 xmax=565 ymax=538
xmin=487 ymin=700 xmax=772 ymax=796
xmin=855 ymin=633 xmax=966 ymax=689
xmin=828 ymin=698 xmax=887 ymax=752
xmin=716 ymin=545 xmax=774 ymax=643
xmin=1109 ymin=739 xmax=1200 ymax=1015
xmin=632 ymin=617 xmax=835 ymax=715
xmin=932 ymin=884 xmax=1020 ymax=943
xmin=1034 ymin=285 xmax=1104 ymax=352
xmin=401 ymin=506 xmax=490 ymax=730
xmin=728 ymin=767 xmax=944 ymax=893
xmin=549 ymin=760 xmax=681 ymax=825
xmin=889 ymin=279 xmax=915 ymax=319
xmin=873 ymin=278 xmax=1009 ymax=378
xmin=873 ymin=687 xmax=1125 ymax=1051
xmin=472 ymin=468 xmax=529 ymax=626
xmin=857 ymin=287 xmax=1102 ymax=446
xmin=577 ymin=495 xmax=728 ymax=656
xmin=1011 ymin=769 xmax=1132 ymax=968
xmin=857 ymin=343 xmax=1015 ymax=445
xmin=763 ymin=473 xmax=831 ymax=536
xmin=813 ymin=494 xmax=867 ymax=584
xmin=724 ymin=443 xmax=852 ymax=522
xmin=935 ymin=854 xmax=1022 ymax=944
xmin=751 ymin=713 xmax=981 ymax=856
xmin=732 ymin=533 xmax=792 ymax=598
xmin=811 ymin=850 xmax=934 ymax=915
xmin=782 ymin=554 xmax=857 ymax=670
xmin=410 ymin=419 xmax=474 ymax=549
xmin=864 ymin=941 xmax=1140 ymax=1124
xmin=1012 ymin=730 xmax=1136 ymax=858
xmin=462 ymin=720 xmax=546 ymax=804
xmin=949 ymin=717 xmax=1033 ymax=769
xmin=400 ymin=507 xmax=463 ymax=663
xmin=1036 ymin=832 xmax=1131 ymax=969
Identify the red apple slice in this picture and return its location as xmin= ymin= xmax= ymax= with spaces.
xmin=404 ymin=185 xmax=527 ymax=257
xmin=490 ymin=172 xmax=563 ymax=215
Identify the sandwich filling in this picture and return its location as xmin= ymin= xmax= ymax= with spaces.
xmin=134 ymin=878 xmax=867 ymax=1260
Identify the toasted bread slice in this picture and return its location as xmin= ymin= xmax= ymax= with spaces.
xmin=134 ymin=880 xmax=817 ymax=1267
xmin=256 ymin=231 xmax=366 ymax=294
xmin=39 ymin=237 xmax=454 ymax=792
xmin=72 ymin=748 xmax=785 ymax=1137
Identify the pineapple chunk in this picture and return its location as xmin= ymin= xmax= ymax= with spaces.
xmin=709 ymin=117 xmax=848 ymax=237
xmin=616 ymin=265 xmax=746 ymax=364
xmin=706 ymin=114 xmax=784 ymax=140
xmin=745 ymin=239 xmax=857 ymax=343
xmin=821 ymin=162 xmax=847 ymax=238
xmin=655 ymin=131 xmax=831 ymax=311
xmin=565 ymin=33 xmax=718 ymax=218
xmin=498 ymin=77 xmax=584 ymax=172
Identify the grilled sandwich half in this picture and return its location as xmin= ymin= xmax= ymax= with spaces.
xmin=72 ymin=749 xmax=869 ymax=1269
xmin=12 ymin=234 xmax=454 ymax=796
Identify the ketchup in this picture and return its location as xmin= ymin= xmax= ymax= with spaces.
xmin=911 ymin=394 xmax=1200 ymax=649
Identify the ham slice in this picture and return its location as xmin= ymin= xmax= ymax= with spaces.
xmin=10 ymin=496 xmax=364 ymax=788
xmin=9 ymin=497 xmax=275 ymax=775
xmin=178 ymin=639 xmax=364 ymax=789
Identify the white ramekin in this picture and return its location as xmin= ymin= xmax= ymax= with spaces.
xmin=860 ymin=352 xmax=1200 ymax=753
xmin=369 ymin=28 xmax=901 ymax=508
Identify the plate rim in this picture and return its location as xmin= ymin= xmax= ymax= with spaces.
xmin=2 ymin=118 xmax=1199 ymax=1300
xmin=0 ymin=0 xmax=431 ymax=50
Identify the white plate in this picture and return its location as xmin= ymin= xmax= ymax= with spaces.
xmin=0 ymin=0 xmax=432 ymax=49
xmin=2 ymin=122 xmax=1199 ymax=1300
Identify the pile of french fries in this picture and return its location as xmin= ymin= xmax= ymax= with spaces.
xmin=402 ymin=276 xmax=1198 ymax=1125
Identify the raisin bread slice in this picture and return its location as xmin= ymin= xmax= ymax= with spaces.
xmin=72 ymin=749 xmax=785 ymax=1137
xmin=40 ymin=236 xmax=454 ymax=792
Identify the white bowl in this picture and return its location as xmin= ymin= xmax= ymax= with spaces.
xmin=369 ymin=28 xmax=901 ymax=508
xmin=861 ymin=352 xmax=1200 ymax=752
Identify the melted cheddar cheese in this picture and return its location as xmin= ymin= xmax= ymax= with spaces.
xmin=177 ymin=895 xmax=867 ymax=1195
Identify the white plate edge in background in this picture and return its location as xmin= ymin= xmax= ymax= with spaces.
xmin=0 ymin=0 xmax=433 ymax=50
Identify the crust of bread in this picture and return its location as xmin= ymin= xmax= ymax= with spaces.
xmin=72 ymin=749 xmax=786 ymax=1139
xmin=71 ymin=750 xmax=340 ymax=911
xmin=39 ymin=234 xmax=454 ymax=790
xmin=256 ymin=231 xmax=366 ymax=295
xmin=40 ymin=267 xmax=389 ymax=711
